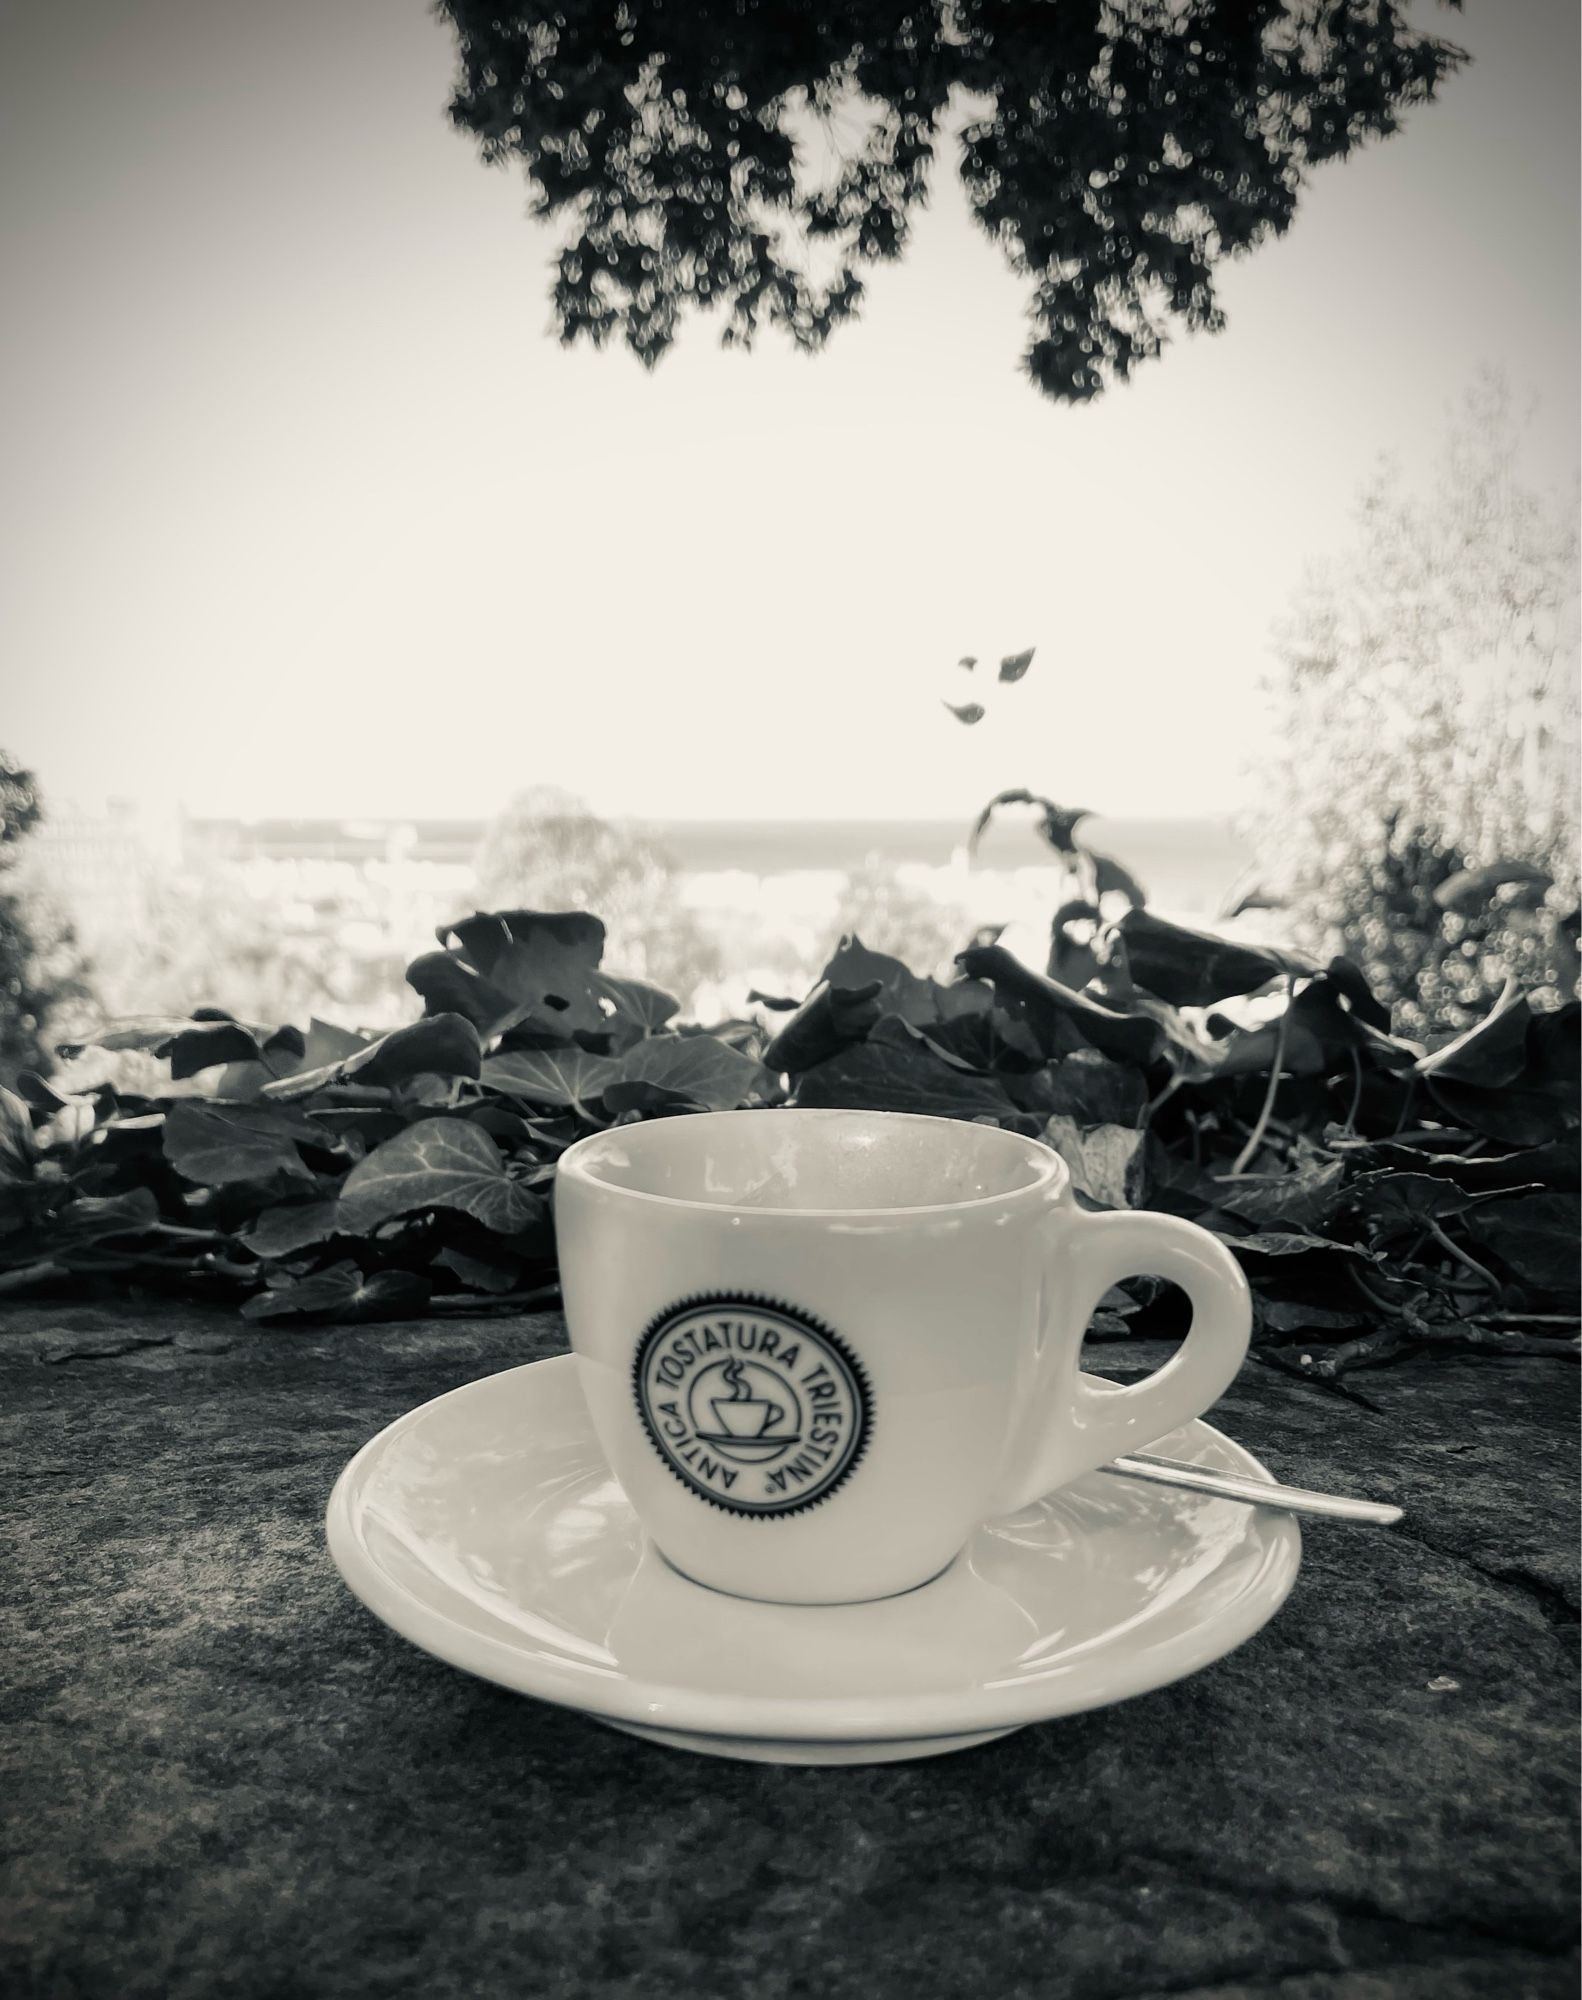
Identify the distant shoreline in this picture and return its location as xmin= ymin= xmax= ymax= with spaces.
xmin=159 ymin=809 xmax=1254 ymax=916
xmin=645 ymin=812 xmax=1243 ymax=853
xmin=644 ymin=815 xmax=1254 ymax=910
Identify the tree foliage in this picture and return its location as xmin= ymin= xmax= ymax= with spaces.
xmin=1254 ymin=377 xmax=1581 ymax=1035
xmin=0 ymin=753 xmax=88 ymax=1083
xmin=437 ymin=0 xmax=1464 ymax=399
xmin=473 ymin=786 xmax=720 ymax=999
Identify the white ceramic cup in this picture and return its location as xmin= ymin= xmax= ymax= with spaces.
xmin=555 ymin=1107 xmax=1251 ymax=1605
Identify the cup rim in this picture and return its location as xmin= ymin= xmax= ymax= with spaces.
xmin=555 ymin=1107 xmax=1068 ymax=1219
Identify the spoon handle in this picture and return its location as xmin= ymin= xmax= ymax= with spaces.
xmin=1102 ymin=1449 xmax=1404 ymax=1525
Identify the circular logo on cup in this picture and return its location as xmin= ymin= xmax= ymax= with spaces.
xmin=633 ymin=1295 xmax=871 ymax=1517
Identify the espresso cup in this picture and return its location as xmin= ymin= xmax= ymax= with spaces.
xmin=555 ymin=1108 xmax=1251 ymax=1605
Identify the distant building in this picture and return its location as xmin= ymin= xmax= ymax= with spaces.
xmin=185 ymin=818 xmax=486 ymax=868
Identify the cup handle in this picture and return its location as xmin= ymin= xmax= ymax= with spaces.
xmin=997 ymin=1208 xmax=1253 ymax=1514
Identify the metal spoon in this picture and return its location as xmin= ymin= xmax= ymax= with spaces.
xmin=1101 ymin=1449 xmax=1404 ymax=1525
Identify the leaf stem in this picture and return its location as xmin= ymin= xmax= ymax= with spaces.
xmin=0 ymin=1258 xmax=67 ymax=1295
xmin=1424 ymin=1216 xmax=1502 ymax=1295
xmin=1343 ymin=1047 xmax=1364 ymax=1133
xmin=1346 ymin=1263 xmax=1417 ymax=1317
xmin=1228 ymin=976 xmax=1295 ymax=1176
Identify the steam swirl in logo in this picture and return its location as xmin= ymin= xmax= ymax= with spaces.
xmin=632 ymin=1296 xmax=870 ymax=1517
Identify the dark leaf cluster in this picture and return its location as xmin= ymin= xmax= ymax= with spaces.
xmin=2 ymin=912 xmax=775 ymax=1327
xmin=3 ymin=897 xmax=1575 ymax=1393
xmin=437 ymin=1 xmax=1464 ymax=400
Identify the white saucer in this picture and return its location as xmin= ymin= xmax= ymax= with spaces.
xmin=325 ymin=1354 xmax=1301 ymax=1765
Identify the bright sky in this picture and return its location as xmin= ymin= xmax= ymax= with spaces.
xmin=2 ymin=0 xmax=1577 ymax=825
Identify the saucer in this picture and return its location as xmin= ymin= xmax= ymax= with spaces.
xmin=325 ymin=1355 xmax=1301 ymax=1765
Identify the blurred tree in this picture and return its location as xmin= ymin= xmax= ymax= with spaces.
xmin=0 ymin=753 xmax=89 ymax=1080
xmin=438 ymin=0 xmax=1463 ymax=401
xmin=99 ymin=860 xmax=415 ymax=1030
xmin=823 ymin=860 xmax=969 ymax=979
xmin=1255 ymin=376 xmax=1580 ymax=1035
xmin=474 ymin=787 xmax=721 ymax=1002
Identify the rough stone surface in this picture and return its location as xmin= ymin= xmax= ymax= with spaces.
xmin=1 ymin=1303 xmax=1576 ymax=2000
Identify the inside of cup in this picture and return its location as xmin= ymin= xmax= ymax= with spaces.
xmin=566 ymin=1109 xmax=1058 ymax=1213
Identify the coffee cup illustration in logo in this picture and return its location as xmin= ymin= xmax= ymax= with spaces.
xmin=633 ymin=1296 xmax=870 ymax=1516
xmin=696 ymin=1357 xmax=794 ymax=1458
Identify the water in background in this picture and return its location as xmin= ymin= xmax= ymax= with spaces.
xmin=651 ymin=815 xmax=1252 ymax=919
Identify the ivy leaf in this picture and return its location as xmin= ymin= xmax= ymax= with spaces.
xmin=1344 ymin=1171 xmax=1518 ymax=1233
xmin=63 ymin=1014 xmax=307 ymax=1080
xmin=167 ymin=1020 xmax=297 ymax=1080
xmin=966 ymin=792 xmax=1096 ymax=859
xmin=1528 ymin=1003 xmax=1582 ymax=1092
xmin=955 ymin=945 xmax=1164 ymax=1066
xmin=49 ymin=1188 xmax=161 ymax=1243
xmin=438 ymin=910 xmax=608 ymax=1036
xmin=60 ymin=1016 xmax=225 ymax=1058
xmin=1195 ymin=977 xmax=1414 ymax=1082
xmin=600 ymin=1080 xmax=703 ymax=1117
xmin=819 ymin=937 xmax=955 ymax=1027
xmin=162 ymin=1103 xmax=318 ymax=1187
xmin=352 ymin=1015 xmax=482 ymax=1086
xmin=1039 ymin=1050 xmax=1148 ymax=1128
xmin=1116 ymin=909 xmax=1312 ymax=1006
xmin=405 ymin=949 xmax=518 ymax=1033
xmin=432 ymin=1245 xmax=524 ymax=1293
xmin=1415 ymin=981 xmax=1530 ymax=1087
xmin=870 ymin=1013 xmax=996 ymax=1075
xmin=1422 ymin=1078 xmax=1575 ymax=1149
xmin=338 ymin=1117 xmax=542 ymax=1236
xmin=1043 ymin=1116 xmax=1143 ymax=1209
xmin=260 ymin=1014 xmax=481 ymax=1101
xmin=1322 ymin=956 xmax=1393 ymax=1034
xmin=463 ymin=1104 xmax=540 ymax=1149
xmin=240 ymin=1262 xmax=431 ymax=1324
xmin=1090 ymin=851 xmax=1147 ymax=908
xmin=1049 ymin=900 xmax=1103 ymax=990
xmin=1257 ymin=1299 xmax=1369 ymax=1335
xmin=301 ymin=1018 xmax=372 ymax=1067
xmin=610 ymin=1033 xmax=776 ymax=1111
xmin=921 ymin=1004 xmax=1046 ymax=1075
xmin=1211 ymin=1227 xmax=1380 ymax=1263
xmin=998 ymin=647 xmax=1035 ymax=683
xmin=480 ymin=1047 xmax=617 ymax=1110
xmin=1462 ymin=1193 xmax=1580 ymax=1292
xmin=1219 ymin=1160 xmax=1347 ymax=1232
xmin=0 ymin=1085 xmax=36 ymax=1179
xmin=438 ymin=908 xmax=605 ymax=976
xmin=241 ymin=1199 xmax=354 ymax=1258
xmin=215 ymin=1017 xmax=368 ymax=1099
xmin=1326 ymin=1133 xmax=1580 ymax=1193
xmin=763 ymin=980 xmax=884 ymax=1074
xmin=589 ymin=972 xmax=680 ymax=1035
